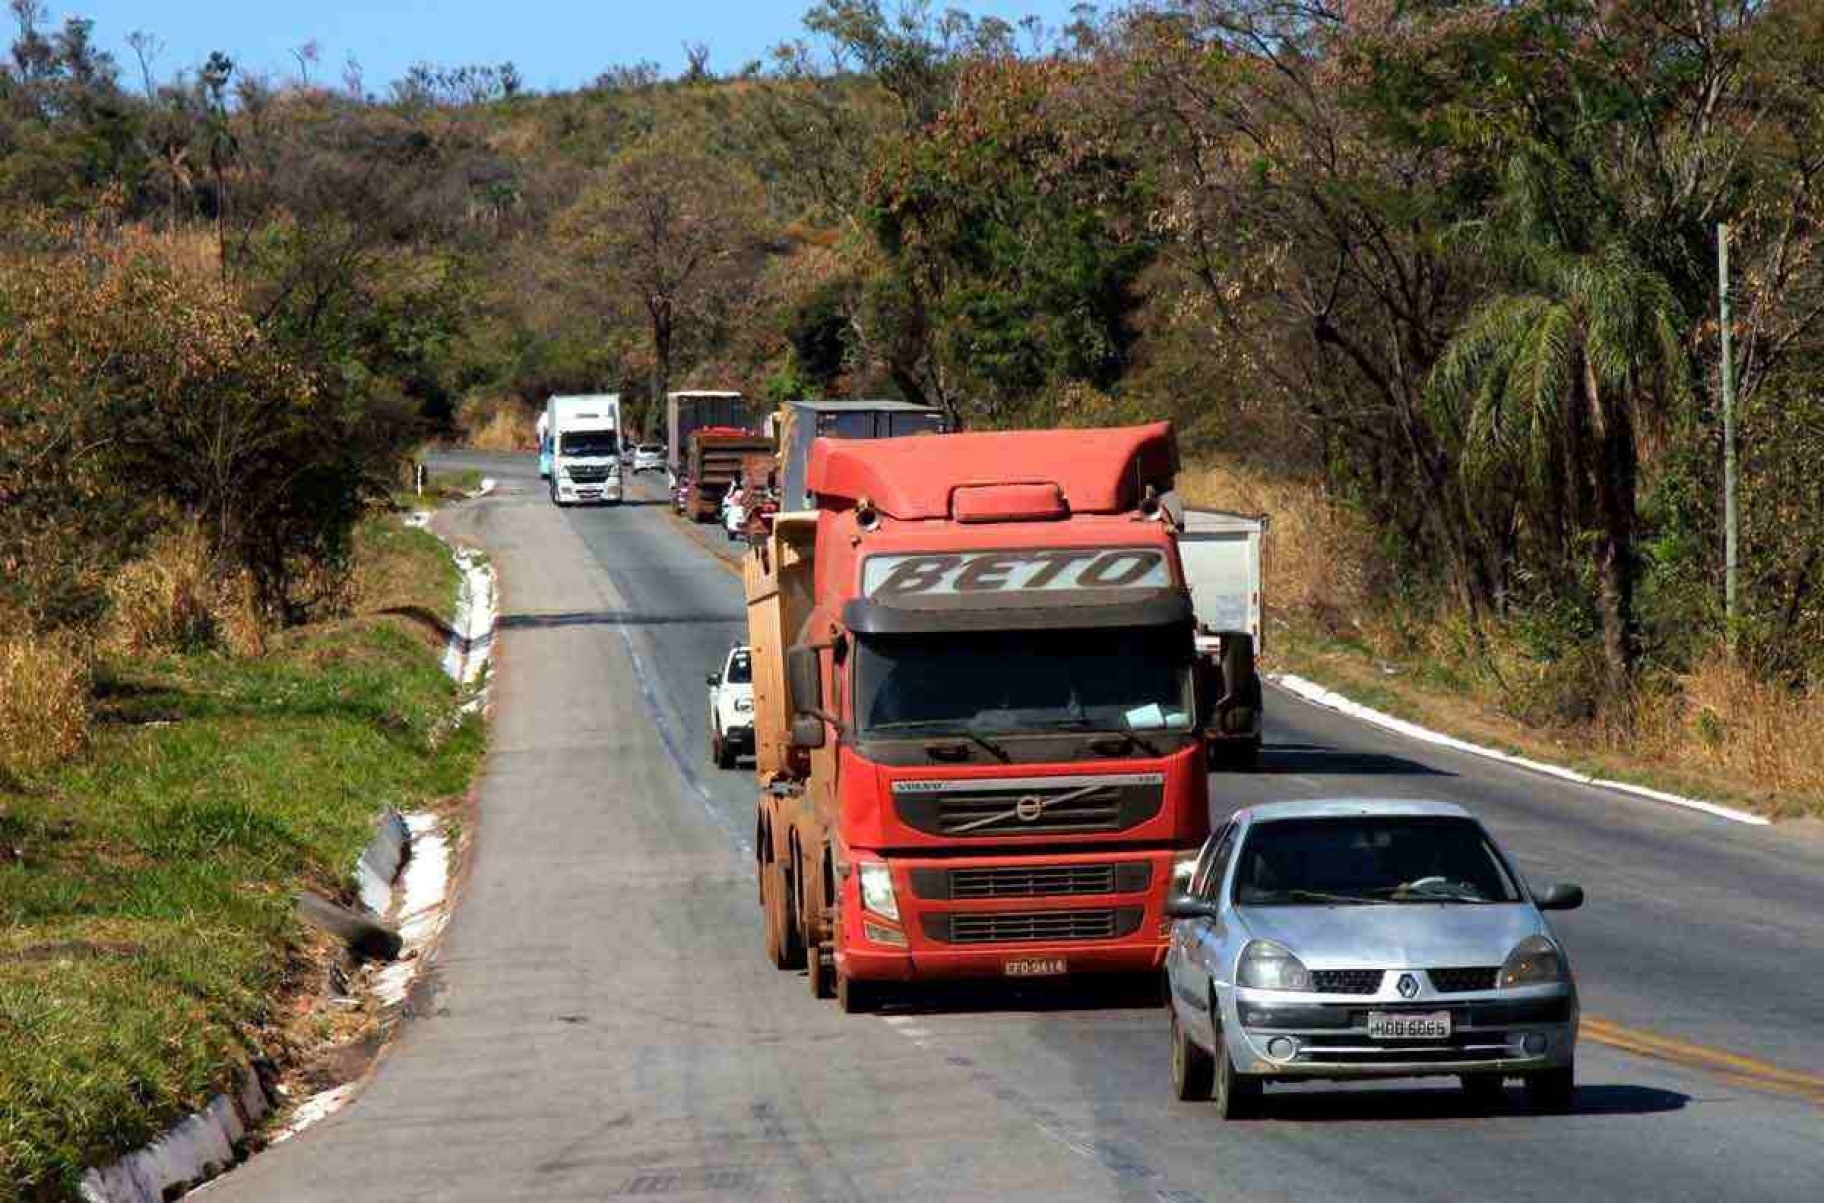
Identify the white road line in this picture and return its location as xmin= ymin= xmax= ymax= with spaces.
xmin=1271 ymin=672 xmax=1770 ymax=827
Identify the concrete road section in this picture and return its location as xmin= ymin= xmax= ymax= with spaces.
xmin=208 ymin=450 xmax=1824 ymax=1202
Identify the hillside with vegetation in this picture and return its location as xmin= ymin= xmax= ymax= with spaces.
xmin=4 ymin=1 xmax=1824 ymax=788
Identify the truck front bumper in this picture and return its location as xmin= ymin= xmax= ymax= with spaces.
xmin=834 ymin=848 xmax=1182 ymax=983
xmin=555 ymin=480 xmax=623 ymax=504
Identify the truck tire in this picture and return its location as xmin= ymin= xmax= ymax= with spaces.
xmin=836 ymin=970 xmax=877 ymax=1014
xmin=765 ymin=860 xmax=805 ymax=971
xmin=807 ymin=942 xmax=834 ymax=999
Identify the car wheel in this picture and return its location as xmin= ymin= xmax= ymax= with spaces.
xmin=714 ymin=728 xmax=736 ymax=770
xmin=1460 ymin=1072 xmax=1506 ymax=1111
xmin=1524 ymin=1063 xmax=1574 ymax=1114
xmin=1170 ymin=1008 xmax=1214 ymax=1101
xmin=1211 ymin=1040 xmax=1262 ymax=1120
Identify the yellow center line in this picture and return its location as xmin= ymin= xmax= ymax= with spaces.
xmin=1582 ymin=1015 xmax=1824 ymax=1104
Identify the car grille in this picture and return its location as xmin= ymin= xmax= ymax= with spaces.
xmin=892 ymin=774 xmax=1165 ymax=838
xmin=1238 ymin=998 xmax=1574 ymax=1067
xmin=909 ymin=863 xmax=1150 ymax=900
xmin=1311 ymin=969 xmax=1384 ymax=995
xmin=923 ymin=906 xmax=1145 ymax=945
xmin=1428 ymin=966 xmax=1499 ymax=993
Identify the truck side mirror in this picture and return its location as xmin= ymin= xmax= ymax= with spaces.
xmin=786 ymin=645 xmax=822 ymax=716
xmin=789 ymin=714 xmax=826 ymax=750
xmin=706 ymin=671 xmax=720 ymax=687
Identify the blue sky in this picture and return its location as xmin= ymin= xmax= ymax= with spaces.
xmin=57 ymin=1 xmax=1093 ymax=94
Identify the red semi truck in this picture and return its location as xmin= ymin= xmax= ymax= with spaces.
xmin=744 ymin=422 xmax=1214 ymax=1010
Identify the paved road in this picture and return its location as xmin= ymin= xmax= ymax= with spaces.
xmin=208 ymin=451 xmax=1824 ymax=1202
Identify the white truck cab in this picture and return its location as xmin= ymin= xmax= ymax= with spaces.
xmin=546 ymin=394 xmax=623 ymax=506
xmin=706 ymin=645 xmax=754 ymax=769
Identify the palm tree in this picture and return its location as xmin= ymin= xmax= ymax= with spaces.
xmin=1430 ymin=164 xmax=1689 ymax=698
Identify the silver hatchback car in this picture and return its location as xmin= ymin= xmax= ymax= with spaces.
xmin=1164 ymin=798 xmax=1582 ymax=1117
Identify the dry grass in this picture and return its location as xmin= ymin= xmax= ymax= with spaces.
xmin=105 ymin=523 xmax=267 ymax=657
xmin=0 ymin=634 xmax=90 ymax=781
xmin=1178 ymin=458 xmax=1378 ymax=640
xmin=1635 ymin=660 xmax=1824 ymax=807
xmin=455 ymin=393 xmax=538 ymax=451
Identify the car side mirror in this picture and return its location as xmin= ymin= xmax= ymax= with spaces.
xmin=1163 ymin=892 xmax=1220 ymax=921
xmin=1535 ymin=883 xmax=1584 ymax=911
xmin=706 ymin=672 xmax=720 ymax=687
xmin=789 ymin=714 xmax=826 ymax=750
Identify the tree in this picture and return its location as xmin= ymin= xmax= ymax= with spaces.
xmin=554 ymin=143 xmax=767 ymax=412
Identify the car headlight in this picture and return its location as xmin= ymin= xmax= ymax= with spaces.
xmin=1499 ymin=934 xmax=1566 ymax=988
xmin=1171 ymin=849 xmax=1200 ymax=889
xmin=734 ymin=697 xmax=753 ymax=713
xmin=1237 ymin=940 xmax=1313 ymax=991
xmin=858 ymin=861 xmax=899 ymax=921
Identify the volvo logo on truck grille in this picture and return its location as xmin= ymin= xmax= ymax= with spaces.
xmin=863 ymin=548 xmax=1171 ymax=599
xmin=892 ymin=774 xmax=1166 ymax=837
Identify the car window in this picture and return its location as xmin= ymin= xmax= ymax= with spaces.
xmin=1232 ymin=816 xmax=1521 ymax=905
xmin=1188 ymin=824 xmax=1229 ymax=897
xmin=1198 ymin=824 xmax=1239 ymax=901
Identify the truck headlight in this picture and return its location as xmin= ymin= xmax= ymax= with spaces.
xmin=858 ymin=861 xmax=898 ymax=921
xmin=1237 ymin=940 xmax=1314 ymax=991
xmin=1498 ymin=935 xmax=1566 ymax=988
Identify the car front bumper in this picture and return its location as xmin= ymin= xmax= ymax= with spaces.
xmin=1220 ymin=986 xmax=1577 ymax=1078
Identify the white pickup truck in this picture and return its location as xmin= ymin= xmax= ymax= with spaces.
xmin=706 ymin=645 xmax=754 ymax=769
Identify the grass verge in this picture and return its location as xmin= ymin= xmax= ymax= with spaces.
xmin=0 ymin=519 xmax=482 ymax=1199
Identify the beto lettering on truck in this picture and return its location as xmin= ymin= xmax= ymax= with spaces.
xmin=864 ymin=548 xmax=1169 ymax=597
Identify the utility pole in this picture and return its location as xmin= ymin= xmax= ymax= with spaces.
xmin=1718 ymin=223 xmax=1739 ymax=655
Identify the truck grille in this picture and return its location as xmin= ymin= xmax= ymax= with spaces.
xmin=567 ymin=465 xmax=614 ymax=483
xmin=909 ymin=863 xmax=1151 ymax=900
xmin=891 ymin=774 xmax=1165 ymax=838
xmin=923 ymin=906 xmax=1145 ymax=945
xmin=1428 ymin=967 xmax=1499 ymax=993
xmin=1311 ymin=969 xmax=1384 ymax=995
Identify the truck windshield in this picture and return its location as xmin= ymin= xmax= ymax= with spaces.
xmin=854 ymin=627 xmax=1194 ymax=738
xmin=560 ymin=431 xmax=617 ymax=456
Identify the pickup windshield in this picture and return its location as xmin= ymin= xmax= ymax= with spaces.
xmin=1232 ymin=816 xmax=1521 ymax=906
xmin=854 ymin=626 xmax=1194 ymax=738
xmin=560 ymin=431 xmax=618 ymax=457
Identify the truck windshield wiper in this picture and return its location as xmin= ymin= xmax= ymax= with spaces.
xmin=873 ymin=721 xmax=1010 ymax=762
xmin=1041 ymin=717 xmax=1161 ymax=758
xmin=942 ymin=727 xmax=1010 ymax=763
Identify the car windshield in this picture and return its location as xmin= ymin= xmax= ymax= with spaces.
xmin=1233 ymin=816 xmax=1521 ymax=906
xmin=854 ymin=626 xmax=1194 ymax=738
xmin=560 ymin=431 xmax=618 ymax=456
xmin=726 ymin=651 xmax=752 ymax=684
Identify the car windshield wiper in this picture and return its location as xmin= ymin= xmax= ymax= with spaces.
xmin=1368 ymin=881 xmax=1491 ymax=904
xmin=1266 ymin=889 xmax=1374 ymax=906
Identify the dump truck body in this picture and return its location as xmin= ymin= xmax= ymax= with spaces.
xmin=667 ymin=391 xmax=755 ymax=476
xmin=686 ymin=429 xmax=774 ymax=522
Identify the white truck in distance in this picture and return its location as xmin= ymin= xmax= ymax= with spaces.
xmin=545 ymin=394 xmax=622 ymax=506
xmin=706 ymin=645 xmax=754 ymax=769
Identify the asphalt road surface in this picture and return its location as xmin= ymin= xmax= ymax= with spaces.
xmin=206 ymin=451 xmax=1824 ymax=1202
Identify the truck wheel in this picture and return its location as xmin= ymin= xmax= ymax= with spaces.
xmin=836 ymin=970 xmax=877 ymax=1014
xmin=765 ymin=861 xmax=805 ymax=971
xmin=807 ymin=942 xmax=834 ymax=999
xmin=1170 ymin=1009 xmax=1214 ymax=1101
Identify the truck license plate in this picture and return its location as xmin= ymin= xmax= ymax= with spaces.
xmin=1367 ymin=1011 xmax=1452 ymax=1040
xmin=1004 ymin=958 xmax=1067 ymax=978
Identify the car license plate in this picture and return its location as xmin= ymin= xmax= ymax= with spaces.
xmin=1367 ymin=1011 xmax=1452 ymax=1040
xmin=1004 ymin=958 xmax=1067 ymax=978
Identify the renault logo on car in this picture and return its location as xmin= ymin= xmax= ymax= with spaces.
xmin=1397 ymin=973 xmax=1420 ymax=999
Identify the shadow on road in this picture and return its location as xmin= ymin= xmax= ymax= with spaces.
xmin=1255 ymin=1081 xmax=1686 ymax=1122
xmin=866 ymin=973 xmax=1167 ymax=1017
xmin=1261 ymin=742 xmax=1454 ymax=778
xmin=498 ymin=609 xmax=739 ymax=630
